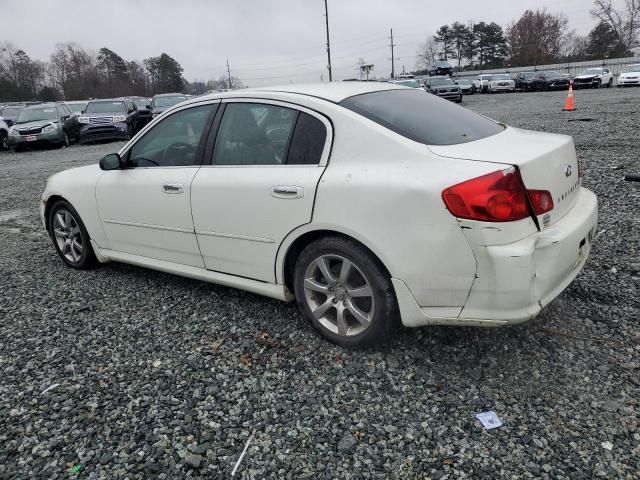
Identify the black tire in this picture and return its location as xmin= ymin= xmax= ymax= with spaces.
xmin=0 ymin=131 xmax=8 ymax=151
xmin=60 ymin=131 xmax=70 ymax=148
xmin=14 ymin=144 xmax=22 ymax=153
xmin=48 ymin=200 xmax=97 ymax=270
xmin=293 ymin=236 xmax=398 ymax=348
xmin=607 ymin=78 xmax=612 ymax=88
xmin=127 ymin=124 xmax=134 ymax=140
xmin=455 ymin=96 xmax=462 ymax=103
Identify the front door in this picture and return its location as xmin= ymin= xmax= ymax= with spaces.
xmin=191 ymin=101 xmax=331 ymax=282
xmin=96 ymin=102 xmax=218 ymax=267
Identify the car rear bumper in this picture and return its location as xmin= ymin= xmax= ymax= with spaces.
xmin=394 ymin=187 xmax=598 ymax=327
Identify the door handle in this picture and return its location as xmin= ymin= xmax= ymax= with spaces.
xmin=272 ymin=185 xmax=303 ymax=199
xmin=162 ymin=183 xmax=184 ymax=194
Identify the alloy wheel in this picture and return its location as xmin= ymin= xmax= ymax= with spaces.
xmin=52 ymin=209 xmax=84 ymax=263
xmin=303 ymin=254 xmax=375 ymax=337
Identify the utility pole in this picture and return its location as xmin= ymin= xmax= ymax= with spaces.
xmin=389 ymin=28 xmax=396 ymax=79
xmin=226 ymin=59 xmax=232 ymax=89
xmin=324 ymin=0 xmax=332 ymax=81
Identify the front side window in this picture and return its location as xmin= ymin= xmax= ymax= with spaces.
xmin=340 ymin=89 xmax=504 ymax=146
xmin=129 ymin=104 xmax=215 ymax=167
xmin=213 ymin=103 xmax=297 ymax=165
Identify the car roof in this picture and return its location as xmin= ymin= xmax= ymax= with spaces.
xmin=153 ymin=93 xmax=186 ymax=97
xmin=188 ymin=82 xmax=406 ymax=104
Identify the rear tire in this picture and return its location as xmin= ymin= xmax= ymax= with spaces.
xmin=293 ymin=236 xmax=398 ymax=348
xmin=48 ymin=200 xmax=97 ymax=270
xmin=0 ymin=131 xmax=8 ymax=151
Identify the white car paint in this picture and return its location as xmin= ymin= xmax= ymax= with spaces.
xmin=472 ymin=74 xmax=493 ymax=93
xmin=41 ymin=82 xmax=597 ymax=331
xmin=617 ymin=64 xmax=640 ymax=86
xmin=573 ymin=67 xmax=613 ymax=88
xmin=487 ymin=75 xmax=516 ymax=93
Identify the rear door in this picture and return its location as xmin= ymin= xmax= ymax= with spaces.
xmin=191 ymin=100 xmax=332 ymax=282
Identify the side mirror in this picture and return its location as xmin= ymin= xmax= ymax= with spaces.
xmin=99 ymin=153 xmax=123 ymax=171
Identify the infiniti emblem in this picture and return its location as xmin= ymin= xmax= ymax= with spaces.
xmin=565 ymin=165 xmax=572 ymax=177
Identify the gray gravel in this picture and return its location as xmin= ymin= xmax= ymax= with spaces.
xmin=1 ymin=88 xmax=639 ymax=479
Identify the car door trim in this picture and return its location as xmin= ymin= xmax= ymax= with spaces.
xmin=194 ymin=229 xmax=275 ymax=244
xmin=104 ymin=218 xmax=194 ymax=234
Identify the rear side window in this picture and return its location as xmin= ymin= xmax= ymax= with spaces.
xmin=286 ymin=113 xmax=327 ymax=165
xmin=340 ymin=89 xmax=504 ymax=146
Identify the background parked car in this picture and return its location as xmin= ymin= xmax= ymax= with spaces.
xmin=472 ymin=74 xmax=493 ymax=93
xmin=65 ymin=101 xmax=88 ymax=116
xmin=487 ymin=73 xmax=516 ymax=93
xmin=573 ymin=68 xmax=613 ymax=89
xmin=0 ymin=105 xmax=25 ymax=127
xmin=151 ymin=93 xmax=188 ymax=117
xmin=78 ymin=99 xmax=138 ymax=144
xmin=0 ymin=117 xmax=9 ymax=150
xmin=128 ymin=96 xmax=153 ymax=128
xmin=513 ymin=71 xmax=537 ymax=91
xmin=454 ymin=78 xmax=474 ymax=94
xmin=8 ymin=102 xmax=78 ymax=151
xmin=388 ymin=79 xmax=422 ymax=88
xmin=424 ymin=76 xmax=462 ymax=102
xmin=532 ymin=71 xmax=570 ymax=90
xmin=428 ymin=60 xmax=453 ymax=76
xmin=617 ymin=64 xmax=640 ymax=87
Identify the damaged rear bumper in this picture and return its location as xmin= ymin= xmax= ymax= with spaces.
xmin=394 ymin=187 xmax=598 ymax=327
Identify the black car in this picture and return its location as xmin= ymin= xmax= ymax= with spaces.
xmin=8 ymin=102 xmax=79 ymax=151
xmin=0 ymin=105 xmax=26 ymax=127
xmin=151 ymin=93 xmax=189 ymax=118
xmin=128 ymin=96 xmax=153 ymax=128
xmin=77 ymin=99 xmax=139 ymax=144
xmin=428 ymin=60 xmax=453 ymax=77
xmin=513 ymin=72 xmax=537 ymax=91
xmin=532 ymin=71 xmax=570 ymax=91
xmin=424 ymin=76 xmax=462 ymax=102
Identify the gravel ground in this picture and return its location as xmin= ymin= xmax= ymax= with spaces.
xmin=1 ymin=88 xmax=639 ymax=479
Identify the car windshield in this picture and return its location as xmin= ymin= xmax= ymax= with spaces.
xmin=430 ymin=78 xmax=455 ymax=86
xmin=1 ymin=107 xmax=23 ymax=117
xmin=521 ymin=72 xmax=536 ymax=79
xmin=16 ymin=107 xmax=59 ymax=124
xmin=493 ymin=74 xmax=511 ymax=80
xmin=85 ymin=101 xmax=126 ymax=113
xmin=67 ymin=103 xmax=86 ymax=112
xmin=622 ymin=65 xmax=640 ymax=73
xmin=340 ymin=89 xmax=504 ymax=146
xmin=393 ymin=80 xmax=421 ymax=88
xmin=435 ymin=61 xmax=450 ymax=67
xmin=581 ymin=68 xmax=602 ymax=75
xmin=456 ymin=80 xmax=471 ymax=85
xmin=481 ymin=75 xmax=492 ymax=80
xmin=544 ymin=71 xmax=563 ymax=77
xmin=153 ymin=96 xmax=187 ymax=108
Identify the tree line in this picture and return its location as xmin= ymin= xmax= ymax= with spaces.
xmin=417 ymin=0 xmax=640 ymax=72
xmin=0 ymin=42 xmax=243 ymax=102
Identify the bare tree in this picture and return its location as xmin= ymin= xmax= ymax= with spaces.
xmin=591 ymin=0 xmax=640 ymax=50
xmin=415 ymin=37 xmax=440 ymax=70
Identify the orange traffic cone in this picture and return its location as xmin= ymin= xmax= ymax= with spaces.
xmin=563 ymin=81 xmax=575 ymax=111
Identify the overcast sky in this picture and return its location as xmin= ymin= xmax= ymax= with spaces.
xmin=4 ymin=0 xmax=597 ymax=86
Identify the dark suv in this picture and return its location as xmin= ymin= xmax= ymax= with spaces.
xmin=8 ymin=103 xmax=79 ymax=151
xmin=128 ymin=96 xmax=153 ymax=128
xmin=428 ymin=61 xmax=453 ymax=77
xmin=513 ymin=72 xmax=537 ymax=91
xmin=78 ymin=99 xmax=139 ymax=144
xmin=424 ymin=76 xmax=462 ymax=102
xmin=532 ymin=71 xmax=570 ymax=91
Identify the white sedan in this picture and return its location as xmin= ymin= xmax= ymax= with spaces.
xmin=41 ymin=83 xmax=598 ymax=347
xmin=617 ymin=64 xmax=640 ymax=87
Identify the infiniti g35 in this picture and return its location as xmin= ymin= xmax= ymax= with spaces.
xmin=41 ymin=83 xmax=598 ymax=347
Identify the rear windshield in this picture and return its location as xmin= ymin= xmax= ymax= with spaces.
xmin=340 ymin=89 xmax=504 ymax=146
xmin=85 ymin=101 xmax=126 ymax=113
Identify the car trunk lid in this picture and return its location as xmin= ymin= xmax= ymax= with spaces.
xmin=429 ymin=126 xmax=581 ymax=229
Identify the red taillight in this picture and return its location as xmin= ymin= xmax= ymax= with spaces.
xmin=527 ymin=190 xmax=554 ymax=215
xmin=442 ymin=168 xmax=553 ymax=222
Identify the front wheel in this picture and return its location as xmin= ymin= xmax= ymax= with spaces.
xmin=60 ymin=131 xmax=70 ymax=148
xmin=48 ymin=200 xmax=97 ymax=269
xmin=294 ymin=236 xmax=398 ymax=348
xmin=607 ymin=78 xmax=612 ymax=88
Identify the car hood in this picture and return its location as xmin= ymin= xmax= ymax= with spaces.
xmin=546 ymin=76 xmax=568 ymax=81
xmin=84 ymin=111 xmax=124 ymax=116
xmin=575 ymin=74 xmax=599 ymax=79
xmin=619 ymin=71 xmax=640 ymax=78
xmin=13 ymin=120 xmax=57 ymax=130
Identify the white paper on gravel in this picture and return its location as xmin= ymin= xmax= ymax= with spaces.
xmin=475 ymin=411 xmax=503 ymax=430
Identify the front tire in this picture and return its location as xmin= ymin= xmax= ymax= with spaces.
xmin=60 ymin=131 xmax=70 ymax=148
xmin=48 ymin=200 xmax=97 ymax=269
xmin=607 ymin=78 xmax=612 ymax=88
xmin=294 ymin=236 xmax=398 ymax=348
